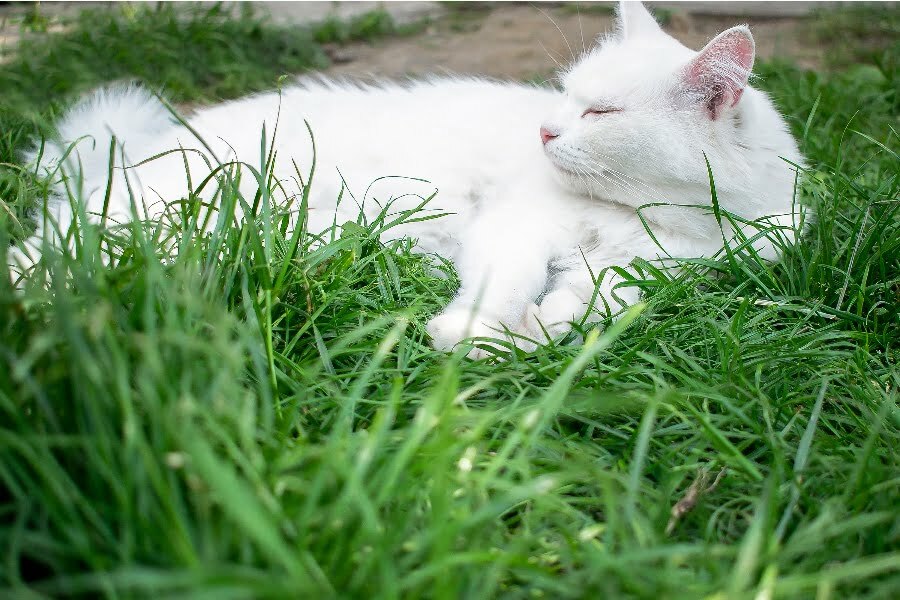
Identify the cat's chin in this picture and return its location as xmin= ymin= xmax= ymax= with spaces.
xmin=545 ymin=155 xmax=605 ymax=179
xmin=546 ymin=161 xmax=582 ymax=179
xmin=547 ymin=161 xmax=604 ymax=194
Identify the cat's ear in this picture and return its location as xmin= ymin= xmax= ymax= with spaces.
xmin=683 ymin=26 xmax=756 ymax=120
xmin=617 ymin=1 xmax=663 ymax=38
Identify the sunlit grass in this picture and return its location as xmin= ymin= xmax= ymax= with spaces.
xmin=1 ymin=3 xmax=898 ymax=598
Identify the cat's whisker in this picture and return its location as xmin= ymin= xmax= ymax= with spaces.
xmin=537 ymin=39 xmax=568 ymax=74
xmin=597 ymin=158 xmax=657 ymax=188
xmin=576 ymin=4 xmax=587 ymax=57
xmin=535 ymin=5 xmax=577 ymax=63
xmin=592 ymin=152 xmax=674 ymax=200
xmin=601 ymin=169 xmax=674 ymax=207
xmin=600 ymin=167 xmax=666 ymax=201
xmin=605 ymin=168 xmax=676 ymax=206
xmin=557 ymin=151 xmax=670 ymax=207
xmin=580 ymin=167 xmax=672 ymax=212
xmin=589 ymin=151 xmax=673 ymax=202
xmin=585 ymin=147 xmax=636 ymax=170
xmin=588 ymin=149 xmax=645 ymax=177
xmin=603 ymin=171 xmax=667 ymax=205
xmin=578 ymin=168 xmax=627 ymax=198
xmin=570 ymin=165 xmax=597 ymax=202
xmin=581 ymin=163 xmax=653 ymax=200
xmin=537 ymin=74 xmax=563 ymax=89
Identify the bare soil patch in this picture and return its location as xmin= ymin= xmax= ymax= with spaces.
xmin=0 ymin=2 xmax=827 ymax=77
xmin=324 ymin=4 xmax=825 ymax=82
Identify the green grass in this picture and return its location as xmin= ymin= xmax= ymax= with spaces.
xmin=811 ymin=3 xmax=900 ymax=69
xmin=557 ymin=3 xmax=618 ymax=17
xmin=1 ymin=3 xmax=899 ymax=599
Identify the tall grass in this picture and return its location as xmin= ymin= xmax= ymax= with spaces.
xmin=1 ymin=3 xmax=898 ymax=598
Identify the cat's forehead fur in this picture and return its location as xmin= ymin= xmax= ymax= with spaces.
xmin=562 ymin=24 xmax=695 ymax=104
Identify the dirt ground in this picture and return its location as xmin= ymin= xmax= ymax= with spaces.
xmin=323 ymin=4 xmax=827 ymax=82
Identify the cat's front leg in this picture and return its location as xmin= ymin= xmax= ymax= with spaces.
xmin=426 ymin=210 xmax=555 ymax=357
xmin=525 ymin=267 xmax=640 ymax=341
xmin=427 ymin=309 xmax=538 ymax=358
xmin=427 ymin=263 xmax=546 ymax=357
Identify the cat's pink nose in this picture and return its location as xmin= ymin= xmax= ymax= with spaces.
xmin=540 ymin=127 xmax=558 ymax=145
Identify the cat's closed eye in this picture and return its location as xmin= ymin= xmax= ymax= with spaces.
xmin=581 ymin=107 xmax=622 ymax=118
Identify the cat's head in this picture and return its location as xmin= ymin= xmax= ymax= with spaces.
xmin=541 ymin=1 xmax=759 ymax=208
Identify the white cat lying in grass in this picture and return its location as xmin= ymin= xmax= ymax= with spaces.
xmin=12 ymin=2 xmax=804 ymax=356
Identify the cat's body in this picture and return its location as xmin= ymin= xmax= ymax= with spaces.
xmin=12 ymin=2 xmax=805 ymax=355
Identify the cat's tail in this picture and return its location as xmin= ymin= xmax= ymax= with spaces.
xmin=27 ymin=82 xmax=174 ymax=187
xmin=10 ymin=83 xmax=175 ymax=282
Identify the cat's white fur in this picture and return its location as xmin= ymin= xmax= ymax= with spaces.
xmin=11 ymin=2 xmax=804 ymax=356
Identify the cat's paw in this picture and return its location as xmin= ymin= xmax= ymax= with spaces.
xmin=598 ymin=279 xmax=641 ymax=317
xmin=525 ymin=283 xmax=642 ymax=341
xmin=525 ymin=288 xmax=584 ymax=340
xmin=427 ymin=309 xmax=533 ymax=359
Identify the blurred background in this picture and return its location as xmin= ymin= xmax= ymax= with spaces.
xmin=1 ymin=1 xmax=898 ymax=83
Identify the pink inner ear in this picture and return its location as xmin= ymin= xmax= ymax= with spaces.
xmin=688 ymin=33 xmax=753 ymax=89
xmin=685 ymin=29 xmax=755 ymax=119
xmin=721 ymin=33 xmax=754 ymax=72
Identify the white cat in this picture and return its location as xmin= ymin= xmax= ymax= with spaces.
xmin=11 ymin=2 xmax=805 ymax=356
